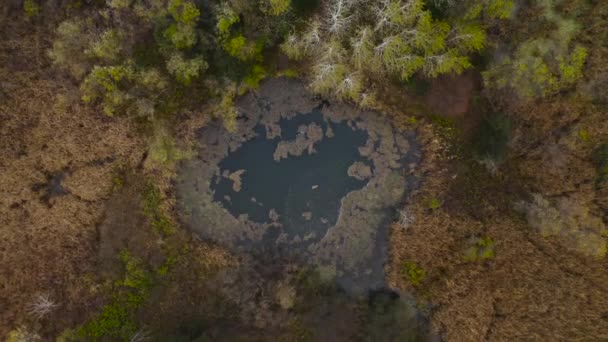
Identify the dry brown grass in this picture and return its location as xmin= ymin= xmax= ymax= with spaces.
xmin=0 ymin=17 xmax=146 ymax=337
xmin=0 ymin=14 xmax=235 ymax=339
xmin=387 ymin=119 xmax=608 ymax=340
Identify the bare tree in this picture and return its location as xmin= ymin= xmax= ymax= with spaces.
xmin=398 ymin=209 xmax=414 ymax=229
xmin=26 ymin=294 xmax=58 ymax=319
xmin=326 ymin=0 xmax=356 ymax=34
xmin=130 ymin=328 xmax=152 ymax=342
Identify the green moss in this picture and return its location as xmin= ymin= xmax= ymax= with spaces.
xmin=404 ymin=77 xmax=430 ymax=96
xmin=23 ymin=0 xmax=41 ymax=17
xmin=401 ymin=261 xmax=425 ymax=287
xmin=142 ymin=181 xmax=176 ymax=236
xmin=593 ymin=143 xmax=608 ymax=185
xmin=79 ymin=250 xmax=154 ymax=340
xmin=472 ymin=112 xmax=512 ymax=161
xmin=168 ymin=0 xmax=200 ymax=24
xmin=244 ymin=65 xmax=266 ymax=88
xmin=427 ymin=198 xmax=441 ymax=210
xmin=111 ymin=175 xmax=124 ymax=192
xmin=216 ymin=5 xmax=239 ymax=38
xmin=429 ymin=114 xmax=461 ymax=154
xmin=276 ymin=68 xmax=299 ymax=78
xmin=464 ymin=236 xmax=496 ymax=262
xmin=578 ymin=129 xmax=590 ymax=142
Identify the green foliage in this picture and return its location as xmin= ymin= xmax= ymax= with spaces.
xmin=559 ymin=46 xmax=587 ymax=86
xmin=107 ymin=0 xmax=132 ymax=9
xmin=404 ymin=77 xmax=430 ymax=95
xmin=484 ymin=41 xmax=587 ymax=98
xmin=46 ymin=0 xmax=292 ymax=128
xmin=215 ymin=88 xmax=238 ymax=132
xmin=143 ymin=180 xmax=176 ymax=236
xmin=88 ymin=30 xmax=124 ymax=62
xmin=486 ymin=0 xmax=514 ymax=19
xmin=362 ymin=291 xmax=427 ymax=342
xmin=472 ymin=112 xmax=512 ymax=161
xmin=282 ymin=0 xmax=491 ymax=103
xmin=164 ymin=23 xmax=197 ymax=49
xmin=224 ymin=35 xmax=247 ymax=57
xmin=275 ymin=68 xmax=299 ymax=78
xmin=79 ymin=301 xmax=137 ymax=340
xmin=578 ymin=129 xmax=590 ymax=142
xmin=244 ymin=64 xmax=267 ymax=88
xmin=401 ymin=261 xmax=425 ymax=286
xmin=223 ymin=35 xmax=263 ymax=62
xmin=23 ymin=0 xmax=41 ymax=17
xmin=6 ymin=327 xmax=40 ymax=342
xmin=520 ymin=194 xmax=607 ymax=258
xmin=216 ymin=4 xmax=239 ymax=38
xmin=430 ymin=114 xmax=461 ymax=156
xmin=427 ymin=198 xmax=441 ymax=210
xmin=49 ymin=19 xmax=92 ymax=79
xmin=81 ymin=64 xmax=135 ymax=116
xmin=267 ymin=0 xmax=291 ymax=16
xmin=79 ymin=250 xmax=154 ymax=341
xmin=465 ymin=0 xmax=514 ymax=20
xmin=119 ymin=250 xmax=154 ymax=299
xmin=463 ymin=236 xmax=496 ymax=261
xmin=593 ymin=144 xmax=608 ymax=185
xmin=168 ymin=0 xmax=200 ymax=24
xmin=111 ymin=169 xmax=125 ymax=192
xmin=483 ymin=1 xmax=588 ymax=99
xmin=166 ymin=53 xmax=207 ymax=85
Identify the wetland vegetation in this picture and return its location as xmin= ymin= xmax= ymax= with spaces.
xmin=1 ymin=0 xmax=608 ymax=340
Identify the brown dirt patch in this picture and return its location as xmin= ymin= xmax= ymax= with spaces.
xmin=425 ymin=71 xmax=478 ymax=119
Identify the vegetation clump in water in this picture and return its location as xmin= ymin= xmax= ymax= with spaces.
xmin=177 ymin=78 xmax=421 ymax=291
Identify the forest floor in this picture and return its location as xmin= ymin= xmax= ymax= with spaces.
xmin=387 ymin=72 xmax=608 ymax=340
xmin=0 ymin=18 xmax=235 ymax=338
xmin=2 ymin=5 xmax=608 ymax=341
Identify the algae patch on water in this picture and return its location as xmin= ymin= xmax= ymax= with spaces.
xmin=176 ymin=78 xmax=420 ymax=291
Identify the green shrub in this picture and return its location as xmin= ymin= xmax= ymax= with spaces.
xmin=244 ymin=64 xmax=266 ymax=88
xmin=593 ymin=144 xmax=608 ymax=185
xmin=578 ymin=129 xmax=590 ymax=142
xmin=23 ymin=0 xmax=41 ymax=17
xmin=472 ymin=112 xmax=511 ymax=161
xmin=214 ymin=88 xmax=238 ymax=132
xmin=164 ymin=23 xmax=197 ymax=49
xmin=168 ymin=0 xmax=200 ymax=24
xmin=463 ymin=236 xmax=496 ymax=261
xmin=267 ymin=0 xmax=291 ymax=16
xmin=49 ymin=19 xmax=93 ymax=79
xmin=142 ymin=179 xmax=176 ymax=236
xmin=483 ymin=0 xmax=588 ymax=99
xmin=88 ymin=30 xmax=124 ymax=62
xmin=79 ymin=250 xmax=154 ymax=340
xmin=464 ymin=0 xmax=514 ymax=20
xmin=401 ymin=261 xmax=425 ymax=286
xmin=216 ymin=4 xmax=239 ymax=38
xmin=166 ymin=53 xmax=207 ymax=85
xmin=427 ymin=198 xmax=441 ymax=210
xmin=107 ymin=0 xmax=132 ymax=9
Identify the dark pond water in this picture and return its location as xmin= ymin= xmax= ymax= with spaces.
xmin=175 ymin=78 xmax=432 ymax=341
xmin=212 ymin=109 xmax=369 ymax=244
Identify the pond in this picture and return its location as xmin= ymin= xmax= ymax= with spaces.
xmin=177 ymin=78 xmax=421 ymax=293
